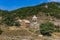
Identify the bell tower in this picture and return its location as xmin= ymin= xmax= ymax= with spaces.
xmin=31 ymin=15 xmax=38 ymax=28
xmin=32 ymin=15 xmax=37 ymax=23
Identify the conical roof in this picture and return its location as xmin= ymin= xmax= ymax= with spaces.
xmin=32 ymin=15 xmax=37 ymax=19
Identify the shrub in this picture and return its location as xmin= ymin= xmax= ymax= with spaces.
xmin=54 ymin=26 xmax=60 ymax=32
xmin=14 ymin=22 xmax=21 ymax=27
xmin=0 ymin=28 xmax=3 ymax=35
xmin=40 ymin=22 xmax=55 ymax=36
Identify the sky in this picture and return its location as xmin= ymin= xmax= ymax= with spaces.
xmin=0 ymin=0 xmax=60 ymax=11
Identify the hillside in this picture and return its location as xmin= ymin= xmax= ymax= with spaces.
xmin=0 ymin=2 xmax=60 ymax=40
xmin=0 ymin=2 xmax=60 ymax=26
xmin=11 ymin=2 xmax=60 ymax=19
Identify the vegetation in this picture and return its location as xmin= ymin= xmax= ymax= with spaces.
xmin=14 ymin=22 xmax=21 ymax=26
xmin=40 ymin=22 xmax=55 ymax=36
xmin=0 ymin=10 xmax=20 ymax=26
xmin=0 ymin=28 xmax=3 ymax=35
xmin=11 ymin=2 xmax=60 ymax=19
xmin=0 ymin=2 xmax=60 ymax=26
xmin=54 ymin=26 xmax=60 ymax=32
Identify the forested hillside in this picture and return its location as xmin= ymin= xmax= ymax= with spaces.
xmin=0 ymin=2 xmax=60 ymax=26
xmin=11 ymin=2 xmax=60 ymax=19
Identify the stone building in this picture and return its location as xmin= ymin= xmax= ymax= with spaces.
xmin=31 ymin=15 xmax=39 ymax=30
xmin=17 ymin=19 xmax=30 ymax=27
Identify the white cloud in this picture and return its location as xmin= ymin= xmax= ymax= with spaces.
xmin=48 ymin=0 xmax=60 ymax=2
